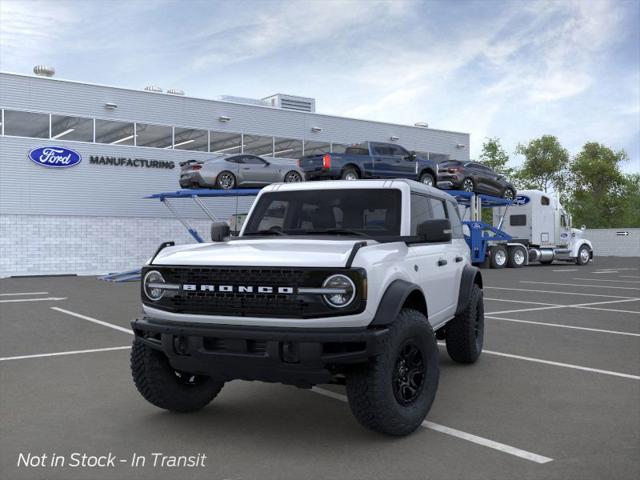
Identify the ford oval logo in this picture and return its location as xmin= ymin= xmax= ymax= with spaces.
xmin=28 ymin=146 xmax=82 ymax=168
xmin=514 ymin=195 xmax=530 ymax=205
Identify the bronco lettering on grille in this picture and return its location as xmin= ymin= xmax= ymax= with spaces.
xmin=182 ymin=284 xmax=295 ymax=294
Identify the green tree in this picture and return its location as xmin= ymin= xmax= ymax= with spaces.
xmin=567 ymin=142 xmax=631 ymax=228
xmin=479 ymin=137 xmax=513 ymax=176
xmin=515 ymin=135 xmax=569 ymax=193
xmin=618 ymin=174 xmax=640 ymax=227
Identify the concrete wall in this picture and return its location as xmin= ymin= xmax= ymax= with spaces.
xmin=0 ymin=215 xmax=216 ymax=277
xmin=587 ymin=228 xmax=640 ymax=257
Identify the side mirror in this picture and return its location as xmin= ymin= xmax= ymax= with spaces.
xmin=406 ymin=151 xmax=417 ymax=160
xmin=581 ymin=225 xmax=586 ymax=231
xmin=211 ymin=222 xmax=230 ymax=242
xmin=415 ymin=219 xmax=452 ymax=243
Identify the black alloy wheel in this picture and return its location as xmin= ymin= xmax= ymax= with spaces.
xmin=392 ymin=340 xmax=425 ymax=405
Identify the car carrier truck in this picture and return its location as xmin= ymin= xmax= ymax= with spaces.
xmin=489 ymin=189 xmax=593 ymax=267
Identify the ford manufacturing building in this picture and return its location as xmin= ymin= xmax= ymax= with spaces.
xmin=0 ymin=69 xmax=470 ymax=278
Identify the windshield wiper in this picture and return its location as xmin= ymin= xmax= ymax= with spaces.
xmin=302 ymin=228 xmax=369 ymax=237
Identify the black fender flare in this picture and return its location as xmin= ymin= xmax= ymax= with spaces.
xmin=418 ymin=167 xmax=437 ymax=180
xmin=455 ymin=265 xmax=483 ymax=315
xmin=370 ymin=279 xmax=427 ymax=326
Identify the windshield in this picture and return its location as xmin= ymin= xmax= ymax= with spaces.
xmin=243 ymin=189 xmax=402 ymax=237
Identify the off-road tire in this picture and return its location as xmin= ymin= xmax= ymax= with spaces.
xmin=445 ymin=284 xmax=484 ymax=363
xmin=489 ymin=245 xmax=508 ymax=269
xmin=341 ymin=167 xmax=360 ymax=180
xmin=419 ymin=172 xmax=435 ymax=187
xmin=345 ymin=309 xmax=439 ymax=436
xmin=131 ymin=339 xmax=224 ymax=412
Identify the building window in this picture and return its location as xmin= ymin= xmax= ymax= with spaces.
xmin=95 ymin=119 xmax=135 ymax=145
xmin=273 ymin=137 xmax=303 ymax=158
xmin=135 ymin=123 xmax=173 ymax=149
xmin=174 ymin=127 xmax=208 ymax=151
xmin=303 ymin=140 xmax=330 ymax=156
xmin=210 ymin=131 xmax=242 ymax=154
xmin=51 ymin=114 xmax=93 ymax=142
xmin=3 ymin=110 xmax=49 ymax=138
xmin=243 ymin=134 xmax=273 ymax=156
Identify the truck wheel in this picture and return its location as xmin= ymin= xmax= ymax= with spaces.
xmin=346 ymin=309 xmax=439 ymax=436
xmin=341 ymin=167 xmax=359 ymax=181
xmin=507 ymin=246 xmax=526 ymax=268
xmin=445 ymin=284 xmax=484 ymax=363
xmin=131 ymin=339 xmax=224 ymax=413
xmin=489 ymin=245 xmax=507 ymax=269
xmin=462 ymin=178 xmax=475 ymax=192
xmin=576 ymin=245 xmax=591 ymax=265
xmin=419 ymin=172 xmax=435 ymax=187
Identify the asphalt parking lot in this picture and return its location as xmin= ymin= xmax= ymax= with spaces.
xmin=1 ymin=257 xmax=639 ymax=480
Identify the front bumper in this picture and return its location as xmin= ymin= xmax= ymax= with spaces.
xmin=132 ymin=317 xmax=389 ymax=387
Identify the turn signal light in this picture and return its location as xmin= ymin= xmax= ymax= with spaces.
xmin=323 ymin=153 xmax=331 ymax=169
xmin=192 ymin=165 xmax=202 ymax=170
xmin=448 ymin=167 xmax=460 ymax=173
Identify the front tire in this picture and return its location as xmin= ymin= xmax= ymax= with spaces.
xmin=576 ymin=245 xmax=591 ymax=265
xmin=419 ymin=172 xmax=435 ymax=187
xmin=346 ymin=309 xmax=439 ymax=436
xmin=462 ymin=178 xmax=475 ymax=192
xmin=131 ymin=339 xmax=224 ymax=412
xmin=216 ymin=171 xmax=236 ymax=190
xmin=503 ymin=188 xmax=515 ymax=201
xmin=445 ymin=284 xmax=484 ymax=363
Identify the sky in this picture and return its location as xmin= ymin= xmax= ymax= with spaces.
xmin=1 ymin=0 xmax=639 ymax=172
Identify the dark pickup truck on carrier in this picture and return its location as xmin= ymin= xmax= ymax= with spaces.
xmin=298 ymin=141 xmax=440 ymax=186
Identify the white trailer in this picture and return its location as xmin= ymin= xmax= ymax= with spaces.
xmin=492 ymin=190 xmax=593 ymax=266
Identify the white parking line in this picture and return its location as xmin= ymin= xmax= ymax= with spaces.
xmin=0 ymin=292 xmax=49 ymax=296
xmin=521 ymin=281 xmax=640 ymax=291
xmin=552 ymin=269 xmax=578 ymax=272
xmin=486 ymin=286 xmax=636 ymax=299
xmin=486 ymin=315 xmax=640 ymax=337
xmin=51 ymin=307 xmax=133 ymax=335
xmin=572 ymin=278 xmax=640 ymax=284
xmin=311 ymin=387 xmax=553 ymax=464
xmin=573 ymin=306 xmax=640 ymax=315
xmin=485 ymin=298 xmax=559 ymax=307
xmin=0 ymin=346 xmax=131 ymax=362
xmin=486 ymin=297 xmax=640 ymax=316
xmin=0 ymin=297 xmax=67 ymax=303
xmin=621 ymin=276 xmax=640 ymax=279
xmin=481 ymin=349 xmax=640 ymax=381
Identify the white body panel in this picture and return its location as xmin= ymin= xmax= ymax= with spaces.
xmin=145 ymin=179 xmax=467 ymax=329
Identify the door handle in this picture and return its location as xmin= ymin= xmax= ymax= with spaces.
xmin=455 ymin=256 xmax=464 ymax=263
xmin=437 ymin=259 xmax=447 ymax=267
xmin=242 ymin=167 xmax=250 ymax=170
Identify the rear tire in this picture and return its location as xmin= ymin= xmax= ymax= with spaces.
xmin=284 ymin=170 xmax=303 ymax=183
xmin=462 ymin=178 xmax=475 ymax=192
xmin=346 ymin=309 xmax=439 ymax=436
xmin=216 ymin=171 xmax=236 ymax=190
xmin=445 ymin=284 xmax=484 ymax=364
xmin=507 ymin=246 xmax=526 ymax=268
xmin=131 ymin=339 xmax=224 ymax=412
xmin=503 ymin=188 xmax=516 ymax=201
xmin=489 ymin=245 xmax=508 ymax=269
xmin=341 ymin=167 xmax=359 ymax=180
xmin=419 ymin=172 xmax=435 ymax=187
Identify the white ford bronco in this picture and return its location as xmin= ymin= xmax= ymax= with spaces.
xmin=131 ymin=179 xmax=484 ymax=436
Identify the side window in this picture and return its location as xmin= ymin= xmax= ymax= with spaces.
xmin=226 ymin=156 xmax=243 ymax=164
xmin=541 ymin=196 xmax=550 ymax=206
xmin=510 ymin=215 xmax=527 ymax=226
xmin=410 ymin=194 xmax=431 ymax=235
xmin=429 ymin=198 xmax=448 ymax=220
xmin=242 ymin=155 xmax=266 ymax=165
xmin=561 ymin=214 xmax=567 ymax=227
xmin=389 ymin=145 xmax=409 ymax=157
xmin=446 ymin=201 xmax=464 ymax=238
xmin=373 ymin=144 xmax=392 ymax=156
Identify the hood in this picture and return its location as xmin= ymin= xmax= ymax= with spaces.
xmin=152 ymin=238 xmax=363 ymax=267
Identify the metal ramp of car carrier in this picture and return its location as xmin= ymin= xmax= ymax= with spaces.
xmin=442 ymin=190 xmax=514 ymax=264
xmin=99 ymin=188 xmax=261 ymax=282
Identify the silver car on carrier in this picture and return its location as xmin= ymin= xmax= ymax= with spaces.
xmin=179 ymin=154 xmax=304 ymax=189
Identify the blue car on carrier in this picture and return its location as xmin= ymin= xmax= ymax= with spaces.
xmin=298 ymin=141 xmax=440 ymax=187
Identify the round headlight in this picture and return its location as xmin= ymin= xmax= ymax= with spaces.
xmin=143 ymin=270 xmax=165 ymax=301
xmin=322 ymin=274 xmax=356 ymax=308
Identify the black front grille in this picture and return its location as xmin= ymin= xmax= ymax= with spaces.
xmin=143 ymin=266 xmax=366 ymax=319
